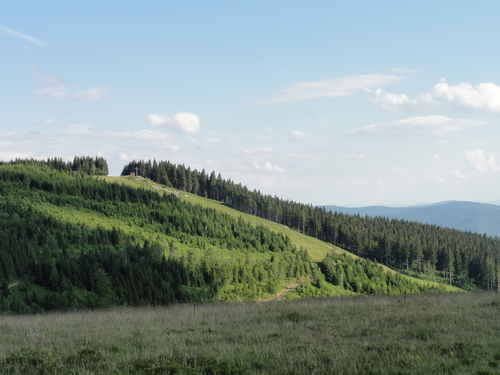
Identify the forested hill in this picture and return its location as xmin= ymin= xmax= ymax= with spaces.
xmin=0 ymin=159 xmax=449 ymax=313
xmin=122 ymin=159 xmax=500 ymax=291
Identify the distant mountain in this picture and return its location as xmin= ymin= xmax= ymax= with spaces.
xmin=324 ymin=201 xmax=500 ymax=237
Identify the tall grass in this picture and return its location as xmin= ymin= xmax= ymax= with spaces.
xmin=2 ymin=292 xmax=499 ymax=374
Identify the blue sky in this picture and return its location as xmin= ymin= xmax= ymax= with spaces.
xmin=2 ymin=1 xmax=500 ymax=206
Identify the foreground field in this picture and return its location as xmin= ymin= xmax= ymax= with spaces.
xmin=1 ymin=292 xmax=499 ymax=374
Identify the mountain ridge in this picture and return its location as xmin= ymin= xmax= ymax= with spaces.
xmin=324 ymin=200 xmax=500 ymax=237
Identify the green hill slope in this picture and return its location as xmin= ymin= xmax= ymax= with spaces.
xmin=0 ymin=160 xmax=459 ymax=314
xmin=121 ymin=159 xmax=500 ymax=291
xmin=104 ymin=175 xmax=460 ymax=293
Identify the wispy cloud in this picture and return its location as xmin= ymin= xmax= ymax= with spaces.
xmin=0 ymin=25 xmax=46 ymax=47
xmin=465 ymin=149 xmax=500 ymax=173
xmin=368 ymin=89 xmax=439 ymax=112
xmin=433 ymin=79 xmax=500 ymax=112
xmin=106 ymin=129 xmax=171 ymax=142
xmin=244 ymin=147 xmax=273 ymax=155
xmin=339 ymin=153 xmax=365 ymax=160
xmin=32 ymin=66 xmax=109 ymax=100
xmin=43 ymin=118 xmax=58 ymax=125
xmin=289 ymin=130 xmax=310 ymax=139
xmin=145 ymin=112 xmax=201 ymax=133
xmin=352 ymin=115 xmax=483 ymax=137
xmin=253 ymin=74 xmax=404 ymax=105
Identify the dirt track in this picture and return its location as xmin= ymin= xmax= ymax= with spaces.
xmin=256 ymin=282 xmax=299 ymax=303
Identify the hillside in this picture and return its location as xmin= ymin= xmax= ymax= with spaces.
xmin=105 ymin=176 xmax=456 ymax=294
xmin=120 ymin=159 xmax=500 ymax=291
xmin=325 ymin=201 xmax=500 ymax=237
xmin=0 ymin=159 xmax=455 ymax=313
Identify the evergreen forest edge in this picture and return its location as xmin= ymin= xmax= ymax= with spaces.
xmin=0 ymin=156 xmax=497 ymax=313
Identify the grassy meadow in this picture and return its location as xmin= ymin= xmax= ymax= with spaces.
xmin=2 ymin=291 xmax=500 ymax=374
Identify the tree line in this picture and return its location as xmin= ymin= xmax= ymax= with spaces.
xmin=0 ymin=156 xmax=109 ymax=176
xmin=0 ymin=159 xmax=451 ymax=313
xmin=0 ymin=162 xmax=311 ymax=313
xmin=122 ymin=159 xmax=500 ymax=290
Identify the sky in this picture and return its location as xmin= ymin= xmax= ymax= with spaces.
xmin=2 ymin=1 xmax=500 ymax=207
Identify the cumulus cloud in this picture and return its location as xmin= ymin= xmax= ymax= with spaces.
xmin=253 ymin=74 xmax=404 ymax=105
xmin=369 ymin=89 xmax=439 ymax=112
xmin=352 ymin=115 xmax=483 ymax=137
xmin=0 ymin=25 xmax=46 ymax=47
xmin=465 ymin=149 xmax=500 ymax=173
xmin=253 ymin=161 xmax=285 ymax=173
xmin=433 ymin=79 xmax=500 ymax=112
xmin=369 ymin=78 xmax=500 ymax=113
xmin=145 ymin=112 xmax=201 ymax=133
xmin=32 ymin=66 xmax=109 ymax=100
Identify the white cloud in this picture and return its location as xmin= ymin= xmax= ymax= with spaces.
xmin=32 ymin=66 xmax=109 ymax=100
xmin=43 ymin=118 xmax=58 ymax=125
xmin=433 ymin=176 xmax=447 ymax=184
xmin=264 ymin=162 xmax=284 ymax=173
xmin=453 ymin=170 xmax=466 ymax=179
xmin=465 ymin=149 xmax=500 ymax=173
xmin=433 ymin=79 xmax=500 ymax=112
xmin=120 ymin=153 xmax=132 ymax=161
xmin=206 ymin=137 xmax=222 ymax=143
xmin=67 ymin=124 xmax=92 ymax=135
xmin=369 ymin=89 xmax=439 ymax=112
xmin=36 ymin=85 xmax=109 ymax=100
xmin=253 ymin=161 xmax=285 ymax=173
xmin=289 ymin=130 xmax=309 ymax=139
xmin=144 ymin=114 xmax=166 ymax=126
xmin=352 ymin=115 xmax=483 ymax=137
xmin=0 ymin=25 xmax=46 ymax=47
xmin=253 ymin=74 xmax=404 ymax=105
xmin=72 ymin=87 xmax=110 ymax=100
xmin=145 ymin=112 xmax=201 ymax=133
xmin=0 ymin=151 xmax=31 ymax=160
xmin=108 ymin=130 xmax=171 ymax=142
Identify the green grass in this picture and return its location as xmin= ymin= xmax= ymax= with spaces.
xmin=101 ymin=175 xmax=341 ymax=261
xmin=1 ymin=291 xmax=499 ymax=374
xmin=102 ymin=176 xmax=461 ymax=293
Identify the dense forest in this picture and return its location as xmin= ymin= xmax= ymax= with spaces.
xmin=122 ymin=159 xmax=500 ymax=290
xmin=0 ymin=156 xmax=109 ymax=176
xmin=0 ymin=158 xmax=447 ymax=313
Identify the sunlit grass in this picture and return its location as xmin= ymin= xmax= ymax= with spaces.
xmin=102 ymin=176 xmax=461 ymax=292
